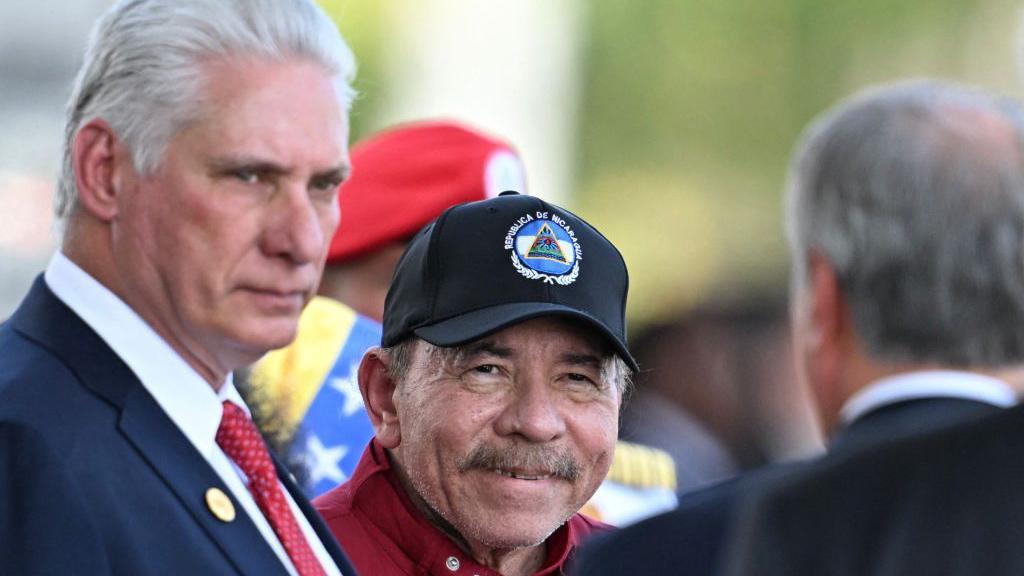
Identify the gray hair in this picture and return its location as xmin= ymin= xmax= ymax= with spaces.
xmin=55 ymin=0 xmax=356 ymax=220
xmin=382 ymin=338 xmax=635 ymax=399
xmin=786 ymin=79 xmax=1024 ymax=366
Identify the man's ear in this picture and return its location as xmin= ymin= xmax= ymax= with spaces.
xmin=804 ymin=250 xmax=849 ymax=410
xmin=359 ymin=348 xmax=401 ymax=449
xmin=72 ymin=118 xmax=127 ymax=222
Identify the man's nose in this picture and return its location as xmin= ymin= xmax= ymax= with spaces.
xmin=262 ymin=183 xmax=333 ymax=264
xmin=494 ymin=378 xmax=567 ymax=443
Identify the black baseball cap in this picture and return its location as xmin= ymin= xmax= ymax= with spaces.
xmin=382 ymin=191 xmax=637 ymax=371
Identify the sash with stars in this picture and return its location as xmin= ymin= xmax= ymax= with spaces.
xmin=250 ymin=296 xmax=380 ymax=498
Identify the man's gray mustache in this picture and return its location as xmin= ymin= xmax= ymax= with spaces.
xmin=459 ymin=443 xmax=581 ymax=481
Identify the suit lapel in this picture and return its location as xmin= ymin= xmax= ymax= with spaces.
xmin=273 ymin=455 xmax=357 ymax=575
xmin=12 ymin=277 xmax=290 ymax=575
xmin=119 ymin=386 xmax=290 ymax=575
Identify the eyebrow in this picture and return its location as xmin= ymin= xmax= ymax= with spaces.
xmin=208 ymin=155 xmax=351 ymax=183
xmin=318 ymin=164 xmax=351 ymax=184
xmin=559 ymin=352 xmax=604 ymax=369
xmin=449 ymin=342 xmax=604 ymax=370
xmin=456 ymin=341 xmax=513 ymax=360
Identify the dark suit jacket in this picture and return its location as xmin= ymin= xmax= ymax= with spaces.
xmin=0 ymin=277 xmax=356 ymax=575
xmin=570 ymin=394 xmax=1004 ymax=576
xmin=726 ymin=404 xmax=1024 ymax=576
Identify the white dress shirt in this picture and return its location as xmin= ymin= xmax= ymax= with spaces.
xmin=839 ymin=369 xmax=1017 ymax=426
xmin=45 ymin=252 xmax=341 ymax=576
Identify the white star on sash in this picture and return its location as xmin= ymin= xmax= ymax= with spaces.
xmin=328 ymin=361 xmax=365 ymax=418
xmin=305 ymin=435 xmax=348 ymax=486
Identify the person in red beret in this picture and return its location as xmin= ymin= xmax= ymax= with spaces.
xmin=319 ymin=121 xmax=527 ymax=322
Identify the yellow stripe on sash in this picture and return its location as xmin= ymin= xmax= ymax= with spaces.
xmin=250 ymin=296 xmax=357 ymax=432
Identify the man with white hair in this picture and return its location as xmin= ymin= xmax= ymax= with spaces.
xmin=724 ymin=80 xmax=1024 ymax=576
xmin=0 ymin=0 xmax=357 ymax=573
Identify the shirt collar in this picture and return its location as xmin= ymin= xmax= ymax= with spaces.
xmin=44 ymin=251 xmax=249 ymax=459
xmin=839 ymin=369 xmax=1017 ymax=426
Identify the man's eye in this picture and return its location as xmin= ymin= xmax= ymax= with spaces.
xmin=565 ymin=373 xmax=603 ymax=390
xmin=473 ymin=364 xmax=499 ymax=375
xmin=457 ymin=363 xmax=508 ymax=389
xmin=233 ymin=169 xmax=260 ymax=184
xmin=311 ymin=176 xmax=343 ymax=192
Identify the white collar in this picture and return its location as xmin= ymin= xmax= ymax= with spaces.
xmin=44 ymin=251 xmax=251 ymax=459
xmin=839 ymin=369 xmax=1017 ymax=425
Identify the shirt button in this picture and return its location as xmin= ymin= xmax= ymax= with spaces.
xmin=446 ymin=556 xmax=460 ymax=571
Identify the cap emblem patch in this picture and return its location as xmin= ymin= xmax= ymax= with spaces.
xmin=504 ymin=212 xmax=580 ymax=285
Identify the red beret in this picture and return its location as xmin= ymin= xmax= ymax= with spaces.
xmin=327 ymin=121 xmax=526 ymax=263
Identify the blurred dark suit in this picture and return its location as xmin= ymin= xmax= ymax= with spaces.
xmin=571 ymin=395 xmax=1004 ymax=576
xmin=727 ymin=403 xmax=1024 ymax=576
xmin=576 ymin=80 xmax=1024 ymax=576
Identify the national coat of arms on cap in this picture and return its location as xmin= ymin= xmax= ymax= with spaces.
xmin=503 ymin=211 xmax=581 ymax=285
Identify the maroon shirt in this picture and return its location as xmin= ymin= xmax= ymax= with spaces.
xmin=314 ymin=439 xmax=613 ymax=575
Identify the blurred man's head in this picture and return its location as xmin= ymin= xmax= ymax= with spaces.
xmin=358 ymin=193 xmax=633 ymax=565
xmin=61 ymin=0 xmax=356 ymax=385
xmin=318 ymin=121 xmax=525 ymax=321
xmin=785 ymin=80 xmax=1024 ymax=431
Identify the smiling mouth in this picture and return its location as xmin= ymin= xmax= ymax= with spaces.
xmin=492 ymin=468 xmax=554 ymax=481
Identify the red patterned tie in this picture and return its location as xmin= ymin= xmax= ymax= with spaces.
xmin=216 ymin=401 xmax=326 ymax=576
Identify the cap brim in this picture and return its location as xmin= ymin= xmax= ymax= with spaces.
xmin=412 ymin=302 xmax=639 ymax=372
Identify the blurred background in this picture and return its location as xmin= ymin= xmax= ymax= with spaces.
xmin=2 ymin=0 xmax=1021 ymax=490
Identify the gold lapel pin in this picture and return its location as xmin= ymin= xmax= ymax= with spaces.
xmin=205 ymin=487 xmax=236 ymax=523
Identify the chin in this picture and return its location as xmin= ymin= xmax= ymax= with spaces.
xmin=260 ymin=325 xmax=301 ymax=351
xmin=226 ymin=319 xmax=300 ymax=356
xmin=473 ymin=523 xmax=561 ymax=550
xmin=469 ymin=508 xmax=571 ymax=549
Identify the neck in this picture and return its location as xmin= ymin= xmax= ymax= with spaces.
xmin=62 ymin=223 xmax=229 ymax=390
xmin=826 ymin=356 xmax=1020 ymax=436
xmin=465 ymin=544 xmax=546 ymax=576
xmin=980 ymin=364 xmax=1024 ymax=395
xmin=386 ymin=450 xmax=547 ymax=576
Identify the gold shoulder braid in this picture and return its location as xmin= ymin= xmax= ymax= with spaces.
xmin=605 ymin=441 xmax=677 ymax=491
